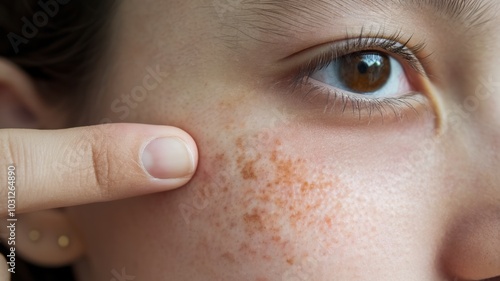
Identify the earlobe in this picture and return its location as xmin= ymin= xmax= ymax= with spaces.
xmin=0 ymin=57 xmax=54 ymax=129
xmin=9 ymin=210 xmax=85 ymax=267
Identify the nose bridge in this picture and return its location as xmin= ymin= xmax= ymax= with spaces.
xmin=479 ymin=72 xmax=500 ymax=131
xmin=461 ymin=32 xmax=500 ymax=176
xmin=449 ymin=72 xmax=500 ymax=187
xmin=478 ymin=14 xmax=500 ymax=138
xmin=477 ymin=74 xmax=500 ymax=177
xmin=471 ymin=74 xmax=500 ymax=202
xmin=470 ymin=8 xmax=500 ymax=136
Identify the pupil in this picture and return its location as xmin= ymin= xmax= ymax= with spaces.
xmin=357 ymin=62 xmax=368 ymax=74
xmin=339 ymin=52 xmax=391 ymax=93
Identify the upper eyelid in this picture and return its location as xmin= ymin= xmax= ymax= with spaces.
xmin=303 ymin=37 xmax=428 ymax=76
xmin=278 ymin=28 xmax=429 ymax=62
xmin=284 ymin=32 xmax=430 ymax=87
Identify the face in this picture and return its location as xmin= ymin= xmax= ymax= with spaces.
xmin=68 ymin=0 xmax=500 ymax=280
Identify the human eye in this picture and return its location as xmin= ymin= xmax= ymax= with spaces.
xmin=281 ymin=29 xmax=432 ymax=122
xmin=311 ymin=51 xmax=408 ymax=98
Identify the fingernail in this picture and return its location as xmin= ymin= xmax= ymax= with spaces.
xmin=141 ymin=137 xmax=195 ymax=179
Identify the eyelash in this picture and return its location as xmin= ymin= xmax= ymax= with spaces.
xmin=287 ymin=29 xmax=430 ymax=121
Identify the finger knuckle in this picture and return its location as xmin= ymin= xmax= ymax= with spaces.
xmin=88 ymin=125 xmax=115 ymax=200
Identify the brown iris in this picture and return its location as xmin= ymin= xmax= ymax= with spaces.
xmin=338 ymin=52 xmax=391 ymax=93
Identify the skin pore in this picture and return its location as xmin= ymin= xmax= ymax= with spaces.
xmin=60 ymin=0 xmax=500 ymax=280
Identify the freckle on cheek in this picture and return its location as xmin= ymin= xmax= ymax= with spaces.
xmin=190 ymin=131 xmax=351 ymax=273
xmin=227 ymin=134 xmax=348 ymax=262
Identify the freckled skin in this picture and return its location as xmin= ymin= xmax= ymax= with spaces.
xmin=65 ymin=0 xmax=500 ymax=280
xmin=234 ymin=135 xmax=343 ymax=238
xmin=152 ymin=127 xmax=359 ymax=280
xmin=72 ymin=94 xmax=463 ymax=280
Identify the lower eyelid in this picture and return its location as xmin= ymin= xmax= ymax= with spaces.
xmin=284 ymin=77 xmax=431 ymax=125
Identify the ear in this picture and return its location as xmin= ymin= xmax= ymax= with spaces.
xmin=0 ymin=57 xmax=61 ymax=129
xmin=5 ymin=210 xmax=85 ymax=267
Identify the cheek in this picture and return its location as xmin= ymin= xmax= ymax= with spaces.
xmin=163 ymin=119 xmax=401 ymax=278
xmin=174 ymin=111 xmax=439 ymax=270
xmin=143 ymin=93 xmax=440 ymax=278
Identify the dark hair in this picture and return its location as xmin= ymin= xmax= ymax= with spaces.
xmin=0 ymin=0 xmax=116 ymax=124
xmin=0 ymin=0 xmax=115 ymax=280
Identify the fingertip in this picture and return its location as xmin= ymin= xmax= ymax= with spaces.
xmin=141 ymin=136 xmax=196 ymax=180
xmin=138 ymin=125 xmax=198 ymax=184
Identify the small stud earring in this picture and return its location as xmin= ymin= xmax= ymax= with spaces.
xmin=28 ymin=230 xmax=41 ymax=242
xmin=57 ymin=235 xmax=70 ymax=248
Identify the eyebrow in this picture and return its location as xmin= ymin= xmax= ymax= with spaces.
xmin=219 ymin=0 xmax=496 ymax=42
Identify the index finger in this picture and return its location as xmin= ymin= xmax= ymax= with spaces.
xmin=0 ymin=123 xmax=198 ymax=215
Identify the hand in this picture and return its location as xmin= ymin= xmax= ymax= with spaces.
xmin=0 ymin=123 xmax=198 ymax=215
